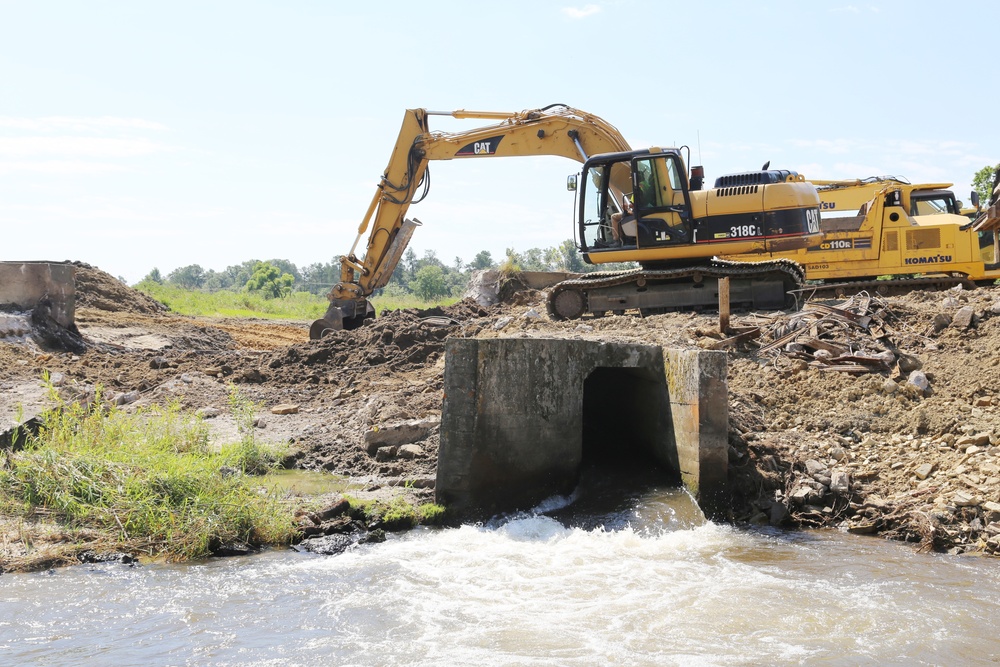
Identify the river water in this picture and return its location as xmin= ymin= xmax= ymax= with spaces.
xmin=3 ymin=470 xmax=1000 ymax=666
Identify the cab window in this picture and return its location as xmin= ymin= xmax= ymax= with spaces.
xmin=910 ymin=194 xmax=957 ymax=216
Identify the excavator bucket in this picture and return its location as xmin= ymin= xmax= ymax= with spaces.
xmin=974 ymin=201 xmax=1000 ymax=234
xmin=309 ymin=299 xmax=375 ymax=339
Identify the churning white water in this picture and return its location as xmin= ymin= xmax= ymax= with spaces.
xmin=3 ymin=483 xmax=1000 ymax=666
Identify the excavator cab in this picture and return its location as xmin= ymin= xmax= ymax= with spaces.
xmin=579 ymin=149 xmax=692 ymax=251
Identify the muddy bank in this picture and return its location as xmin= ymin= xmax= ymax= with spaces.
xmin=3 ymin=263 xmax=1000 ymax=568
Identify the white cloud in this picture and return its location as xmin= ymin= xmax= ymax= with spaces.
xmin=0 ymin=160 xmax=126 ymax=175
xmin=0 ymin=116 xmax=168 ymax=132
xmin=0 ymin=136 xmax=171 ymax=159
xmin=562 ymin=4 xmax=601 ymax=19
xmin=830 ymin=4 xmax=880 ymax=13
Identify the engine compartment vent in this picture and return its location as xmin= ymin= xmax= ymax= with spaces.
xmin=714 ymin=170 xmax=800 ymax=188
xmin=716 ymin=185 xmax=760 ymax=197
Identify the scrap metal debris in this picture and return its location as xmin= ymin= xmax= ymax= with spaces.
xmin=714 ymin=292 xmax=914 ymax=374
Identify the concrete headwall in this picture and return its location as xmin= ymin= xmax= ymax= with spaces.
xmin=436 ymin=338 xmax=728 ymax=520
xmin=0 ymin=262 xmax=76 ymax=329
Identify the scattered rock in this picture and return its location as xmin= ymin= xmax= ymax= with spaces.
xmin=931 ymin=313 xmax=952 ymax=332
xmin=907 ymin=370 xmax=930 ymax=395
xmin=114 ymin=391 xmax=140 ymax=406
xmin=953 ymin=491 xmax=981 ymax=508
xmin=896 ymin=354 xmax=922 ymax=374
xmin=375 ymin=446 xmax=398 ymax=462
xmin=956 ymin=433 xmax=991 ymax=450
xmin=398 ymin=444 xmax=424 ymax=459
xmin=315 ymin=497 xmax=351 ymax=521
xmin=77 ymin=550 xmax=138 ymax=566
xmin=363 ymin=417 xmax=439 ymax=453
xmin=830 ymin=471 xmax=851 ymax=496
xmin=952 ymin=306 xmax=976 ymax=329
xmin=805 ymin=459 xmax=827 ymax=477
xmin=271 ymin=404 xmax=300 ymax=415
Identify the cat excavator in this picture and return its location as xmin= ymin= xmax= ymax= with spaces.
xmin=310 ymin=104 xmax=822 ymax=338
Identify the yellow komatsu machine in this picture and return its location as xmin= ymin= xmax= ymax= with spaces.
xmin=311 ymin=104 xmax=822 ymax=337
xmin=725 ymin=176 xmax=1000 ymax=295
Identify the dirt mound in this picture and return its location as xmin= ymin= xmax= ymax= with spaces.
xmin=72 ymin=262 xmax=165 ymax=314
xmin=260 ymin=310 xmax=459 ymax=384
xmin=385 ymin=298 xmax=492 ymax=323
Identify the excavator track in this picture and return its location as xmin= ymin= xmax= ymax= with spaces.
xmin=546 ymin=258 xmax=805 ymax=320
xmin=797 ymin=275 xmax=979 ymax=299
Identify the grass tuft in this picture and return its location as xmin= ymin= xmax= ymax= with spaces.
xmin=0 ymin=385 xmax=296 ymax=562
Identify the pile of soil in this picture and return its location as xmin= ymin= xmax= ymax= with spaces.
xmin=4 ymin=263 xmax=1000 ymax=562
xmin=72 ymin=262 xmax=166 ymax=315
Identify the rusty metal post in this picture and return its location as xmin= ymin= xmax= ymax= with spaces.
xmin=718 ymin=277 xmax=730 ymax=334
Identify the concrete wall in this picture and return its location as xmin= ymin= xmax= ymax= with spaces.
xmin=436 ymin=338 xmax=728 ymax=520
xmin=0 ymin=262 xmax=75 ymax=328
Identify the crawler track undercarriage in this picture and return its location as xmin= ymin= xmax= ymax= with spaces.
xmin=546 ymin=258 xmax=806 ymax=320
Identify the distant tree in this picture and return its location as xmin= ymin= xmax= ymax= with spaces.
xmin=266 ymin=258 xmax=301 ymax=282
xmin=402 ymin=248 xmax=418 ymax=274
xmin=167 ymin=264 xmax=206 ymax=289
xmin=519 ymin=248 xmax=550 ymax=272
xmin=419 ymin=249 xmax=441 ymax=268
xmin=467 ymin=250 xmax=494 ymax=271
xmin=143 ymin=267 xmax=163 ymax=284
xmin=973 ymin=164 xmax=1000 ymax=205
xmin=409 ymin=264 xmax=447 ymax=300
xmin=300 ymin=258 xmax=341 ymax=295
xmin=554 ymin=239 xmax=585 ymax=272
xmin=244 ymin=261 xmax=294 ymax=298
xmin=445 ymin=269 xmax=470 ymax=297
xmin=228 ymin=260 xmax=261 ymax=289
xmin=201 ymin=269 xmax=226 ymax=291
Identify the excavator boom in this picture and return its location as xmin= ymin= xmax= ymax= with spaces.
xmin=312 ymin=104 xmax=632 ymax=336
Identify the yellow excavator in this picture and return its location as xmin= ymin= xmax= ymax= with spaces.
xmin=310 ymin=104 xmax=822 ymax=338
xmin=726 ymin=175 xmax=1000 ymax=295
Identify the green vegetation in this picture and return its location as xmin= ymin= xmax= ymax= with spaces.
xmin=134 ymin=240 xmax=634 ymax=318
xmin=134 ymin=280 xmax=328 ymax=318
xmin=345 ymin=495 xmax=448 ymax=530
xmin=0 ymin=386 xmax=295 ymax=562
xmin=973 ymin=164 xmax=1000 ymax=205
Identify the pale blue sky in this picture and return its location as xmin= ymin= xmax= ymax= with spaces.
xmin=1 ymin=0 xmax=995 ymax=283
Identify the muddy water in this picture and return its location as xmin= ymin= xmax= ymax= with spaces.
xmin=4 ymin=474 xmax=1000 ymax=666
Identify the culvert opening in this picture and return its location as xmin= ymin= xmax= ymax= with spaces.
xmin=581 ymin=367 xmax=675 ymax=471
xmin=543 ymin=366 xmax=682 ymax=528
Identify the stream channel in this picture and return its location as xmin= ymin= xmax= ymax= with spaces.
xmin=3 ymin=466 xmax=1000 ymax=666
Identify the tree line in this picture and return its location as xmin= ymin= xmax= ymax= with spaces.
xmin=139 ymin=240 xmax=627 ymax=301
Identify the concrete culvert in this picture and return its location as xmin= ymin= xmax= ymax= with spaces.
xmin=437 ymin=339 xmax=728 ymax=521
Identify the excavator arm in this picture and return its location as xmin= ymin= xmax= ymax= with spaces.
xmin=312 ymin=104 xmax=632 ymax=337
